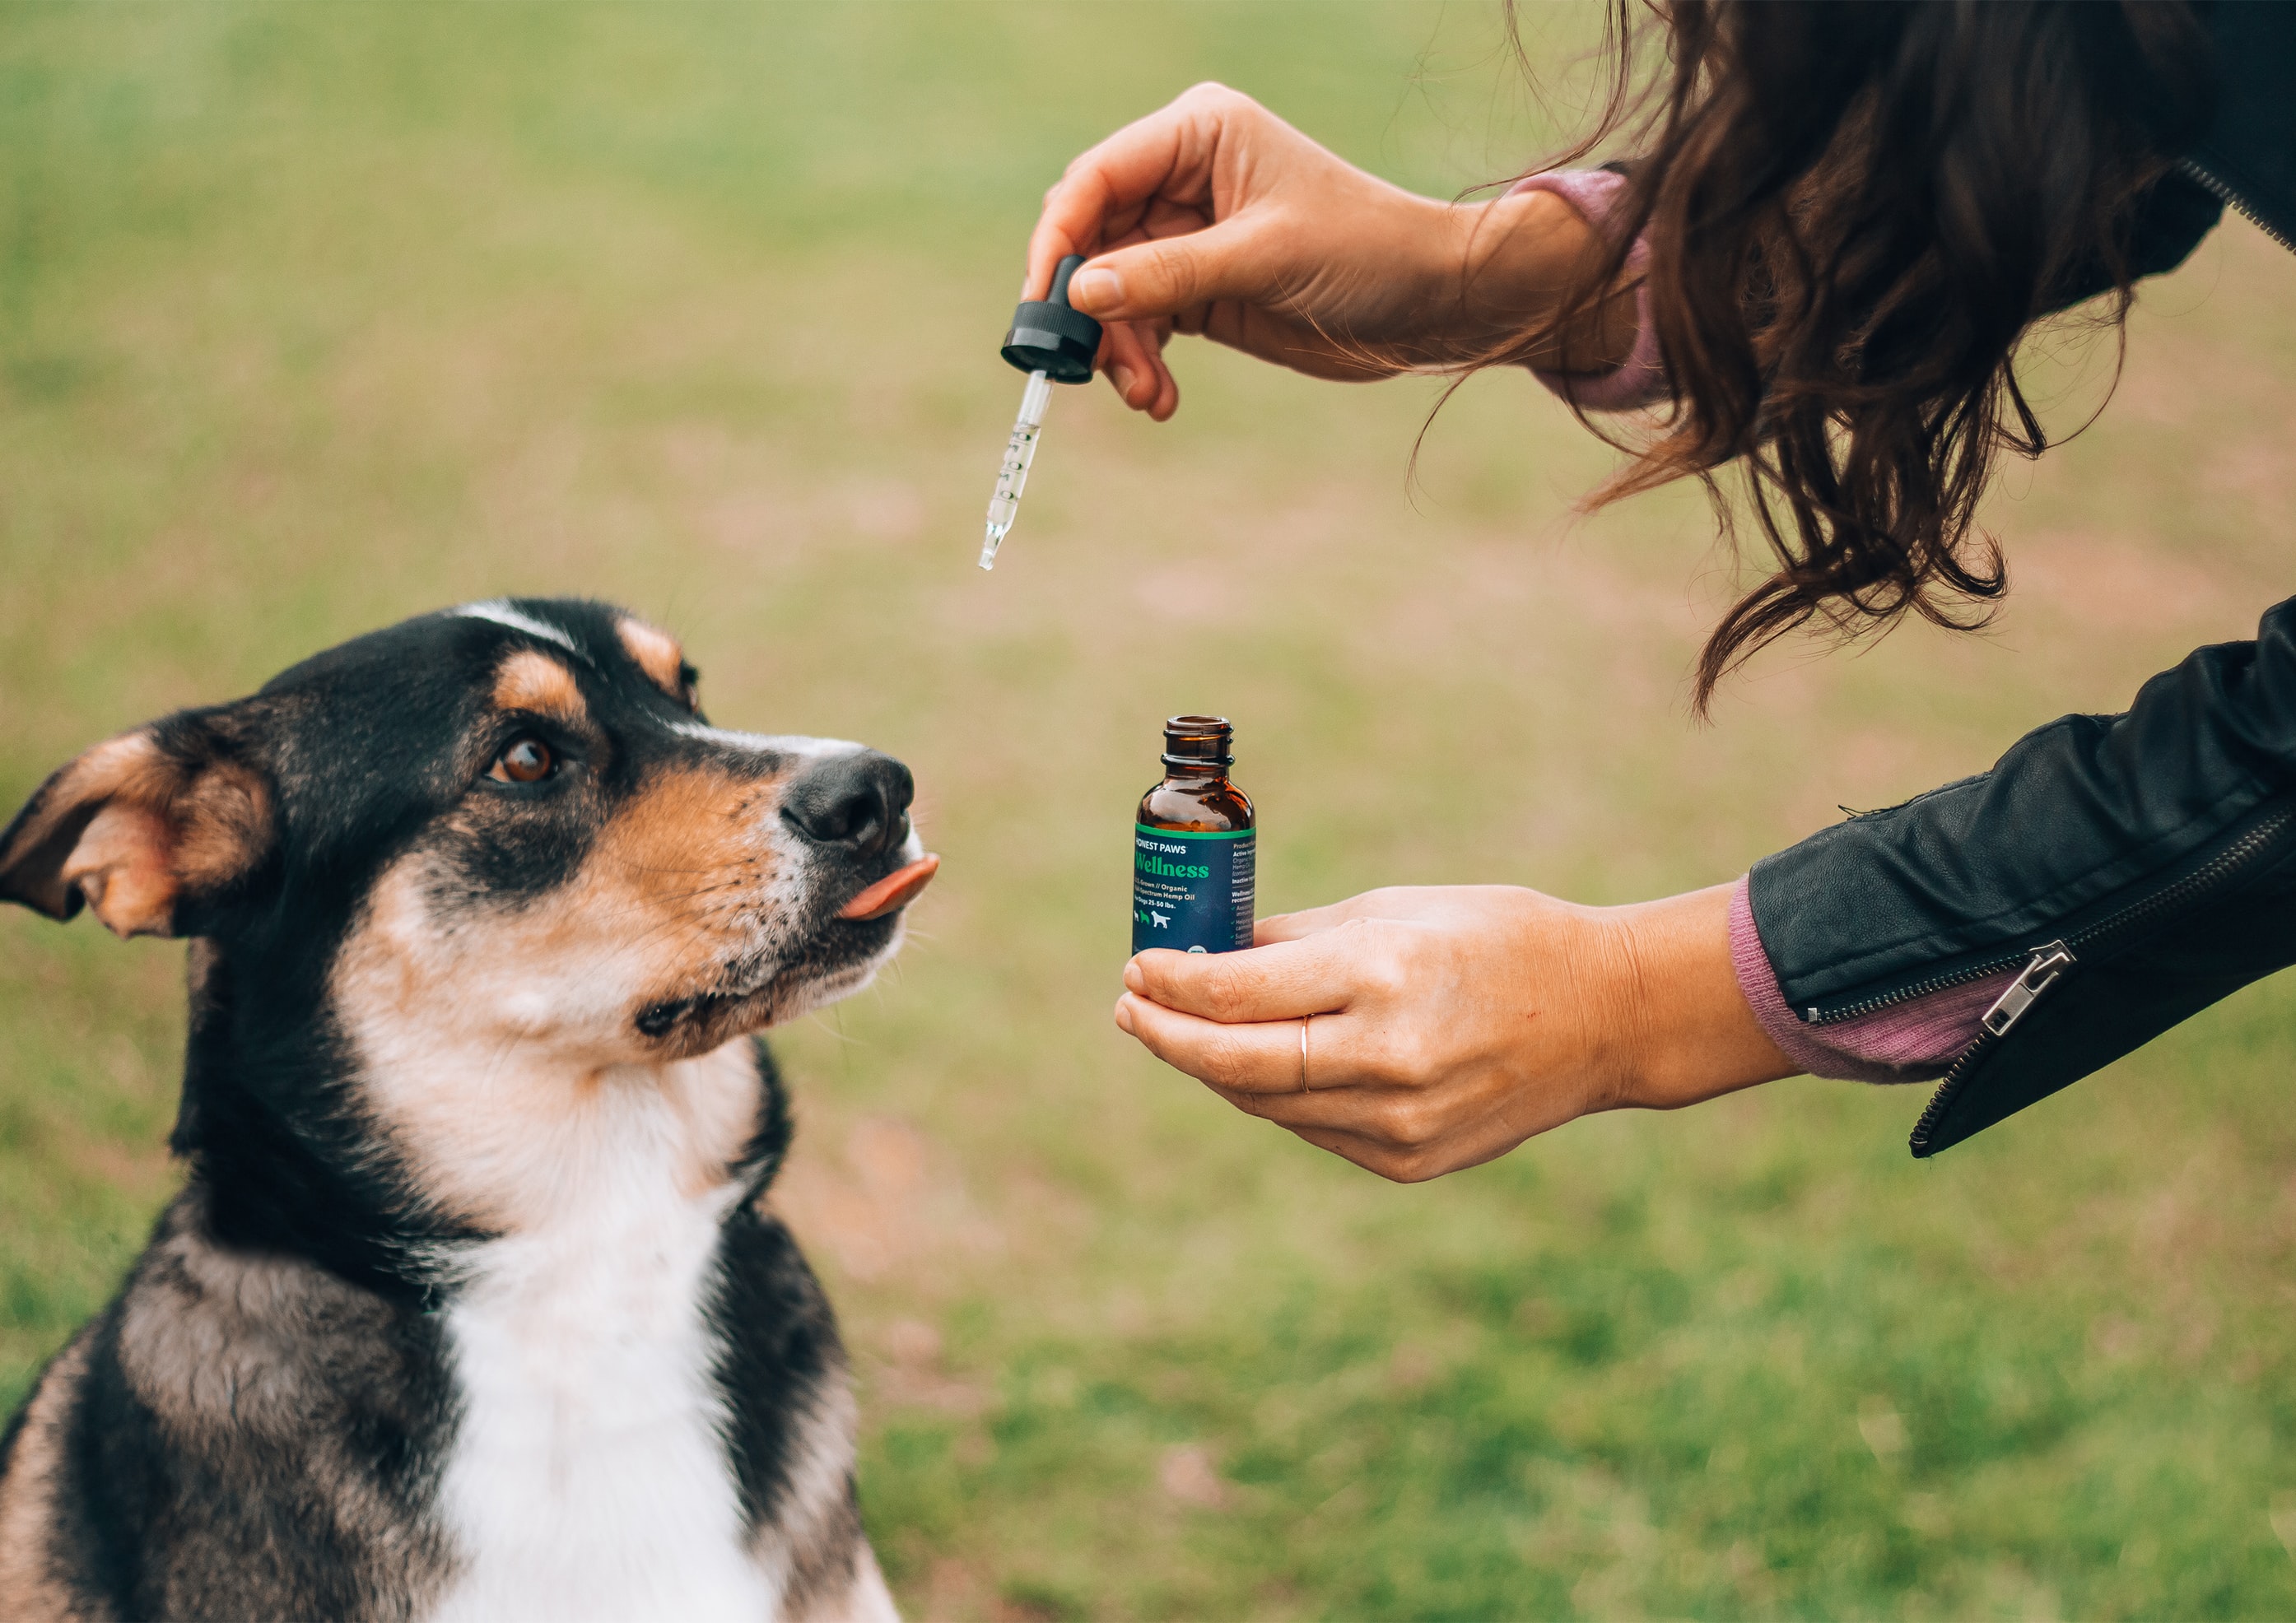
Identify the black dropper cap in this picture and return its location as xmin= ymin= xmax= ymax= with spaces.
xmin=1001 ymin=254 xmax=1104 ymax=384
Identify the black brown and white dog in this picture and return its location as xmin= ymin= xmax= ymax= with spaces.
xmin=0 ymin=598 xmax=936 ymax=1621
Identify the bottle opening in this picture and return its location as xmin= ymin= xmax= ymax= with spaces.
xmin=1162 ymin=714 xmax=1234 ymax=769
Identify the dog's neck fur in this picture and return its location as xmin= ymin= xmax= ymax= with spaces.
xmin=161 ymin=938 xmax=830 ymax=1622
xmin=410 ymin=1044 xmax=785 ymax=1623
xmin=365 ymin=1031 xmax=806 ymax=1622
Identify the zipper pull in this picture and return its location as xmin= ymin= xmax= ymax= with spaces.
xmin=1978 ymin=942 xmax=2075 ymax=1039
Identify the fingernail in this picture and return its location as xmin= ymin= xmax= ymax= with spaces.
xmin=1122 ymin=962 xmax=1144 ymax=993
xmin=1069 ymin=267 xmax=1119 ymax=311
xmin=1111 ymin=363 xmax=1137 ymax=398
xmin=1113 ymin=999 xmax=1135 ymax=1035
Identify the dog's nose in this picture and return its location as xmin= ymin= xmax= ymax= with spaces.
xmin=781 ymin=750 xmax=913 ymax=858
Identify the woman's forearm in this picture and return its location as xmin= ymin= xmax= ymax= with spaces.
xmin=1451 ymin=186 xmax=1644 ymax=375
xmin=1611 ymin=883 xmax=1800 ymax=1109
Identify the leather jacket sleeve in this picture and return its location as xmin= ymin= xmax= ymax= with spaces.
xmin=2043 ymin=165 xmax=2222 ymax=314
xmin=1728 ymin=0 xmax=2296 ymax=1155
xmin=1748 ymin=597 xmax=2296 ymax=1155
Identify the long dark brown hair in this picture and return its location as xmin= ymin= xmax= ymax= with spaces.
xmin=1523 ymin=1 xmax=2216 ymax=712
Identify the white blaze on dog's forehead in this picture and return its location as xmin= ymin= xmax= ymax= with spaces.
xmin=666 ymin=718 xmax=866 ymax=760
xmin=454 ymin=600 xmax=581 ymax=655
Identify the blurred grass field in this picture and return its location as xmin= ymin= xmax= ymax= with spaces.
xmin=4 ymin=4 xmax=2296 ymax=1618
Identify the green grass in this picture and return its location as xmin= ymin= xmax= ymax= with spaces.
xmin=5 ymin=5 xmax=2296 ymax=1617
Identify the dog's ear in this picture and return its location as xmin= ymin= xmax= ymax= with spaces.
xmin=0 ymin=713 xmax=273 ymax=939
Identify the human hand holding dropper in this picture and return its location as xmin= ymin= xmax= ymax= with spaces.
xmin=1038 ymin=86 xmax=1794 ymax=1180
xmin=1022 ymin=81 xmax=1642 ymax=421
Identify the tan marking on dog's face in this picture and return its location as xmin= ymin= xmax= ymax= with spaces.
xmin=491 ymin=650 xmax=588 ymax=723
xmin=616 ymin=616 xmax=692 ymax=705
xmin=331 ymin=763 xmax=814 ymax=1231
xmin=0 ymin=1328 xmax=95 ymax=1621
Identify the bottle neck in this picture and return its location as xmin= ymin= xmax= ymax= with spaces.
xmin=1160 ymin=765 xmax=1230 ymax=790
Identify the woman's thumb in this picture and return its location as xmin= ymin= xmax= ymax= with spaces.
xmin=1067 ymin=220 xmax=1264 ymax=321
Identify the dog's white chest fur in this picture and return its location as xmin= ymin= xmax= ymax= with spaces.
xmin=425 ymin=1176 xmax=767 ymax=1623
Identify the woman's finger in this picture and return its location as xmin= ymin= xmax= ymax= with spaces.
xmin=1098 ymin=323 xmax=1167 ymax=412
xmin=1115 ymin=992 xmax=1392 ymax=1095
xmin=1148 ymin=358 xmax=1180 ymax=421
xmin=1125 ymin=931 xmax=1367 ymax=1025
xmin=1064 ymin=216 xmax=1268 ymax=324
xmin=1115 ymin=992 xmax=1306 ymax=1093
xmin=1025 ymin=89 xmax=1232 ymax=297
xmin=1252 ymin=895 xmax=1397 ymax=945
xmin=1253 ymin=908 xmax=1334 ymax=946
xmin=1202 ymin=1077 xmax=1417 ymax=1136
xmin=1254 ymin=887 xmax=1471 ymax=945
xmin=1209 ymin=1112 xmax=1437 ymax=1184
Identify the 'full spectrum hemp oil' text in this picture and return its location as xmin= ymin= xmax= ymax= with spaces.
xmin=1132 ymin=715 xmax=1255 ymax=955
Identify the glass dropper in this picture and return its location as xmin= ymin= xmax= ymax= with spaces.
xmin=980 ymin=369 xmax=1052 ymax=570
xmin=978 ymin=253 xmax=1101 ymax=571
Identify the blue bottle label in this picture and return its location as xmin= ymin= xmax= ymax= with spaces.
xmin=1132 ymin=825 xmax=1255 ymax=954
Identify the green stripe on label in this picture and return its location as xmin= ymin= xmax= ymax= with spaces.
xmin=1134 ymin=823 xmax=1254 ymax=840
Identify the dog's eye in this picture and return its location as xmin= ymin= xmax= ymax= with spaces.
xmin=491 ymin=737 xmax=556 ymax=784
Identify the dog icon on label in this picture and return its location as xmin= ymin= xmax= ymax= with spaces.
xmin=1148 ymin=910 xmax=1170 ymax=929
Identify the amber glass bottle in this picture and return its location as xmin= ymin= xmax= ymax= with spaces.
xmin=1132 ymin=715 xmax=1255 ymax=955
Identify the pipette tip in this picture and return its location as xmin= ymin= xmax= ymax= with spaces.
xmin=978 ymin=523 xmax=1008 ymax=571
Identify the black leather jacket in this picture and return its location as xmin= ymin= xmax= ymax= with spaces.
xmin=1748 ymin=2 xmax=2296 ymax=1156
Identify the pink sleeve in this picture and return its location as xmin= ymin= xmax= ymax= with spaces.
xmin=1507 ymin=170 xmax=1669 ymax=412
xmin=1728 ymin=875 xmax=2016 ymax=1084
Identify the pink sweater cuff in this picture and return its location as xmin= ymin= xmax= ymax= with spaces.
xmin=1508 ymin=170 xmax=1668 ymax=412
xmin=1728 ymin=875 xmax=2015 ymax=1084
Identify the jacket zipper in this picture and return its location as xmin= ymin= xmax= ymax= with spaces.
xmin=1801 ymin=950 xmax=2033 ymax=1025
xmin=1909 ymin=801 xmax=2296 ymax=1151
xmin=2179 ymin=158 xmax=2296 ymax=256
xmin=1975 ymin=941 xmax=2075 ymax=1039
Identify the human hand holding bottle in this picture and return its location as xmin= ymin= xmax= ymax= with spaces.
xmin=1113 ymin=884 xmax=1795 ymax=1181
xmin=1027 ymin=83 xmax=1638 ymax=421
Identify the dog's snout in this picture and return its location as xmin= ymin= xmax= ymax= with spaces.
xmin=781 ymin=750 xmax=913 ymax=858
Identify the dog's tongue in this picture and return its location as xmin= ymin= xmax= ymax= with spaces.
xmin=837 ymin=854 xmax=939 ymax=921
